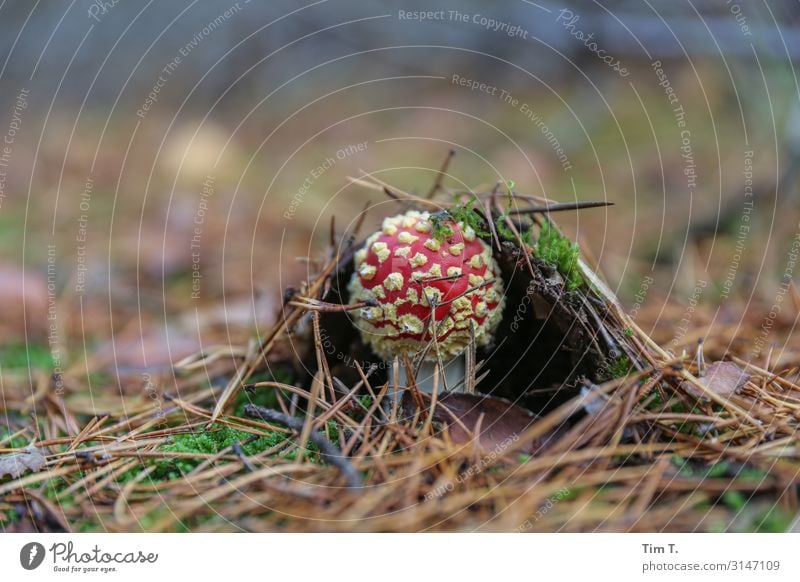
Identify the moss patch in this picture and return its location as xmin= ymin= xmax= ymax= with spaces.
xmin=0 ymin=426 xmax=30 ymax=449
xmin=0 ymin=344 xmax=54 ymax=371
xmin=609 ymin=356 xmax=633 ymax=379
xmin=155 ymin=424 xmax=290 ymax=479
xmin=533 ymin=219 xmax=582 ymax=290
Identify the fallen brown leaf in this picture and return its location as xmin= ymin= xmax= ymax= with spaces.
xmin=0 ymin=444 xmax=46 ymax=479
xmin=401 ymin=391 xmax=559 ymax=455
xmin=681 ymin=361 xmax=750 ymax=400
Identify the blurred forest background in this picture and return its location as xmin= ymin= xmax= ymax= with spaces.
xmin=1 ymin=1 xmax=799 ymax=355
xmin=1 ymin=1 xmax=799 ymax=345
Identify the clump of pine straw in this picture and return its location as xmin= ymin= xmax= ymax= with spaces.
xmin=2 ymin=344 xmax=797 ymax=532
xmin=1 ymin=178 xmax=799 ymax=533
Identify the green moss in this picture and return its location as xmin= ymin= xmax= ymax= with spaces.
xmin=75 ymin=520 xmax=99 ymax=533
xmin=139 ymin=507 xmax=229 ymax=533
xmin=431 ymin=213 xmax=455 ymax=242
xmin=722 ymin=490 xmax=748 ymax=511
xmin=718 ymin=490 xmax=794 ymax=531
xmin=705 ymin=462 xmax=730 ymax=479
xmin=37 ymin=476 xmax=76 ymax=513
xmin=671 ymin=455 xmax=694 ymax=478
xmin=609 ymin=356 xmax=633 ymax=379
xmin=557 ymin=487 xmax=578 ymax=501
xmin=431 ymin=201 xmax=491 ymax=243
xmin=0 ymin=426 xmax=30 ymax=449
xmin=87 ymin=370 xmax=114 ymax=387
xmin=673 ymin=455 xmax=728 ymax=479
xmin=155 ymin=424 xmax=290 ymax=478
xmin=450 ymin=199 xmax=486 ymax=236
xmin=430 ymin=205 xmax=583 ymax=291
xmin=0 ymin=508 xmax=20 ymax=525
xmin=0 ymin=344 xmax=53 ymax=371
xmin=736 ymin=465 xmax=769 ymax=481
xmin=494 ymin=214 xmax=516 ymax=241
xmin=642 ymin=391 xmax=663 ymax=408
xmin=709 ymin=521 xmax=728 ymax=533
xmin=671 ymin=458 xmax=771 ymax=485
xmin=152 ymin=416 xmax=340 ymax=478
xmin=669 ymin=400 xmax=688 ymax=414
xmin=751 ymin=505 xmax=794 ymax=532
xmin=533 ymin=219 xmax=582 ymax=290
xmin=325 ymin=420 xmax=341 ymax=443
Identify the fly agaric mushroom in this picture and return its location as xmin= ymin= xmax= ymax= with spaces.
xmin=348 ymin=209 xmax=505 ymax=392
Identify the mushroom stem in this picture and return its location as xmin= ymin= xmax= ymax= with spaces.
xmin=398 ymin=355 xmax=467 ymax=395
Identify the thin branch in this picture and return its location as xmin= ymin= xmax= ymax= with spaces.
xmin=426 ymin=149 xmax=456 ymax=199
xmin=288 ymin=297 xmax=376 ymax=312
xmin=508 ymin=200 xmax=613 ymax=214
xmin=231 ymin=442 xmax=257 ymax=473
xmin=243 ymin=405 xmax=363 ymax=489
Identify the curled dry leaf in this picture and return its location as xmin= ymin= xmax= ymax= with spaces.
xmin=401 ymin=391 xmax=559 ymax=455
xmin=0 ymin=444 xmax=46 ymax=479
xmin=681 ymin=361 xmax=750 ymax=400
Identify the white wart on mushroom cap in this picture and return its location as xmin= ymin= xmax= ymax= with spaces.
xmin=348 ymin=210 xmax=505 ymax=361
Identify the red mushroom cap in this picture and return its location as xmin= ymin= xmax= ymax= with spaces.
xmin=348 ymin=210 xmax=505 ymax=360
